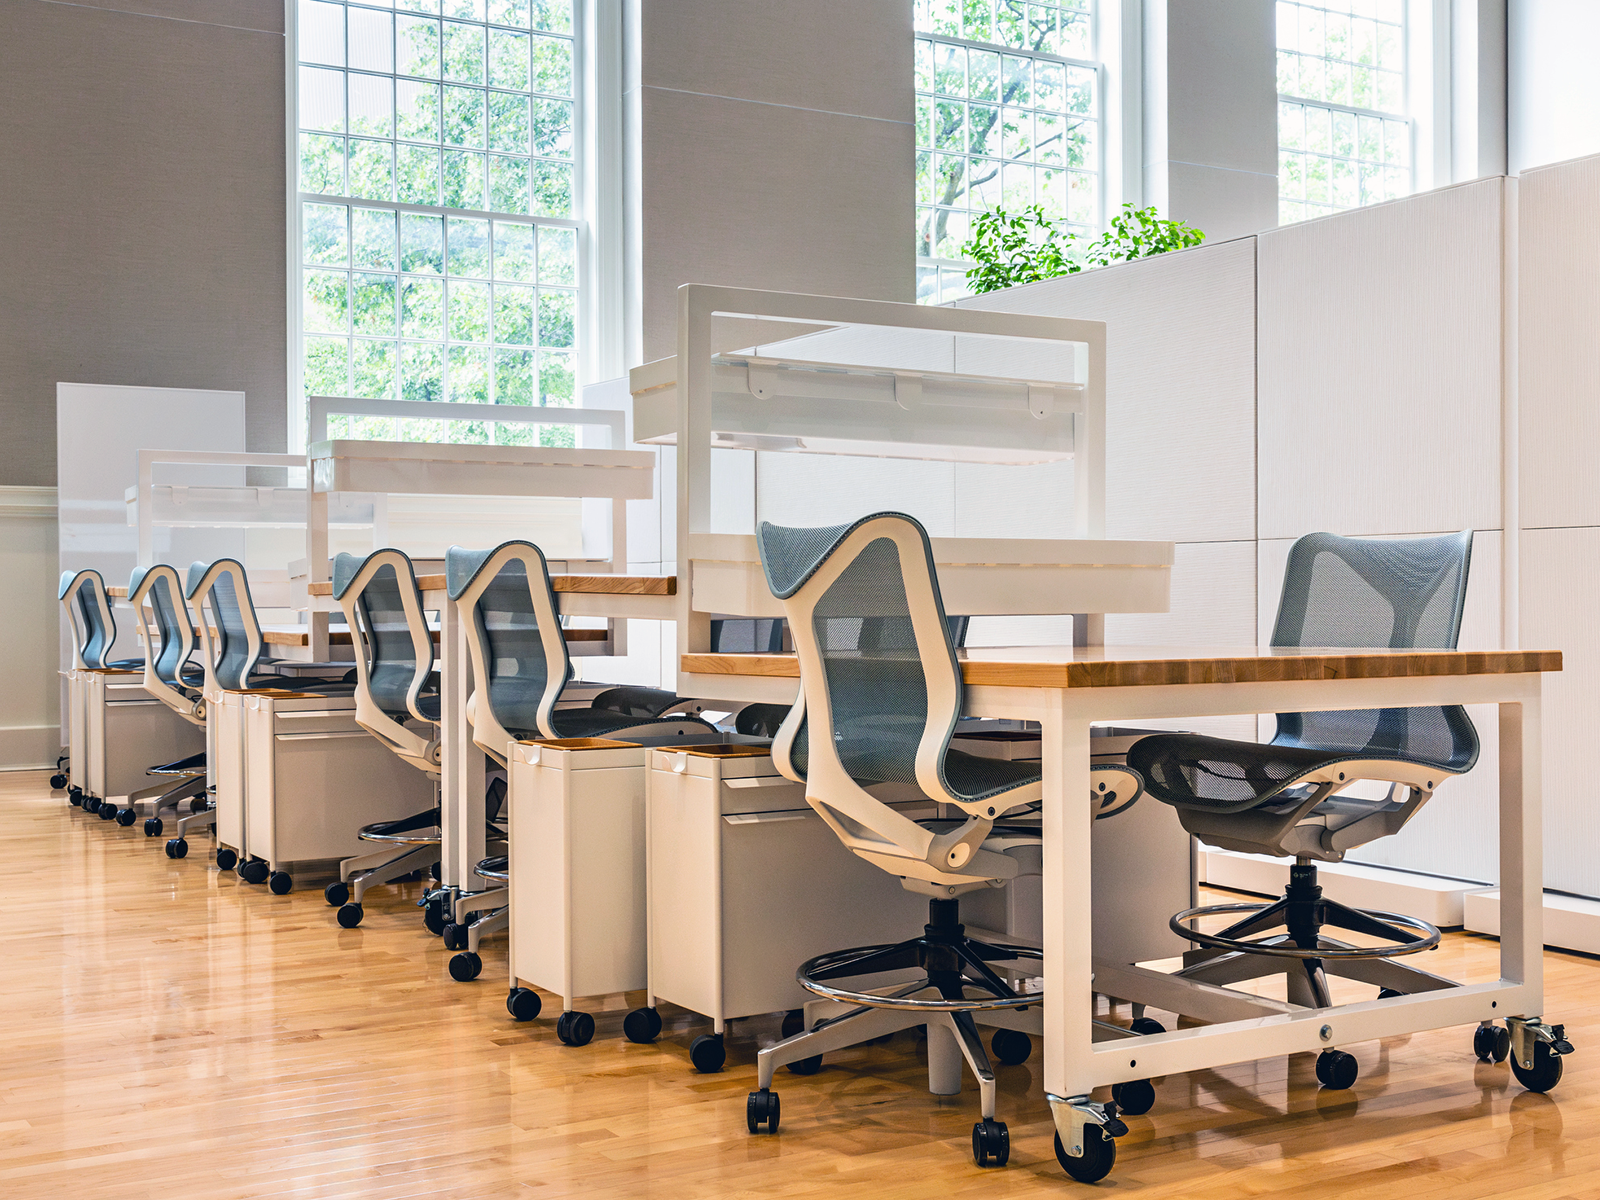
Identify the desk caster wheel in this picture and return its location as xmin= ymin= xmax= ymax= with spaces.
xmin=268 ymin=871 xmax=292 ymax=895
xmin=1316 ymin=1049 xmax=1359 ymax=1090
xmin=623 ymin=1006 xmax=661 ymax=1043
xmin=508 ymin=988 xmax=542 ymax=1022
xmin=448 ymin=952 xmax=482 ymax=982
xmin=1378 ymin=987 xmax=1405 ymax=999
xmin=143 ymin=818 xmax=162 ymax=837
xmin=690 ymin=1033 xmax=726 ymax=1073
xmin=1055 ymin=1127 xmax=1116 ymax=1184
xmin=556 ymin=1011 xmax=595 ymax=1046
xmin=1475 ymin=1023 xmax=1510 ymax=1063
xmin=165 ymin=838 xmax=188 ymax=859
xmin=747 ymin=1088 xmax=780 ymax=1134
xmin=83 ymin=796 xmax=101 ymax=814
xmin=215 ymin=847 xmax=237 ymax=872
xmin=98 ymin=803 xmax=117 ymax=821
xmin=68 ymin=787 xmax=83 ymax=807
xmin=1111 ymin=1078 xmax=1155 ymax=1116
xmin=991 ymin=1028 xmax=1033 ymax=1066
xmin=337 ymin=903 xmax=364 ymax=929
xmin=442 ymin=923 xmax=468 ymax=951
xmin=972 ymin=1119 xmax=1010 ymax=1167
xmin=239 ymin=860 xmax=269 ymax=885
xmin=324 ymin=881 xmax=349 ymax=907
xmin=1511 ymin=1040 xmax=1565 ymax=1093
xmin=423 ymin=895 xmax=446 ymax=936
xmin=50 ymin=773 xmax=68 ymax=790
xmin=116 ymin=808 xmax=136 ymax=827
xmin=1131 ymin=1016 xmax=1166 ymax=1036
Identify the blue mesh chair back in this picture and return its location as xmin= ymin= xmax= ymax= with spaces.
xmin=137 ymin=567 xmax=193 ymax=689
xmin=59 ymin=570 xmax=116 ymax=669
xmin=187 ymin=560 xmax=260 ymax=690
xmin=1271 ymin=531 xmax=1478 ymax=773
xmin=709 ymin=617 xmax=785 ymax=654
xmin=336 ymin=553 xmax=432 ymax=719
xmin=447 ymin=543 xmax=566 ymax=737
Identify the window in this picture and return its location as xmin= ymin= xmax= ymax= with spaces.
xmin=294 ymin=0 xmax=580 ymax=445
xmin=1276 ymin=1 xmax=1410 ymax=225
xmin=914 ymin=0 xmax=1099 ymax=304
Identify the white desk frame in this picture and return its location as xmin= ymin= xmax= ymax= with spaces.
xmin=132 ymin=449 xmax=312 ymax=569
xmin=966 ymin=668 xmax=1546 ymax=1154
xmin=672 ymin=285 xmax=1113 ymax=698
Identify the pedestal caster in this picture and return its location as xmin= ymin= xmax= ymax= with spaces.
xmin=1316 ymin=1049 xmax=1359 ymax=1090
xmin=507 ymin=988 xmax=542 ymax=1022
xmin=337 ymin=903 xmax=364 ymax=929
xmin=165 ymin=838 xmax=188 ymax=859
xmin=623 ymin=1006 xmax=661 ymax=1043
xmin=990 ymin=1028 xmax=1033 ymax=1065
xmin=215 ymin=847 xmax=238 ymax=871
xmin=268 ymin=872 xmax=292 ymax=895
xmin=448 ymin=952 xmax=482 ymax=982
xmin=116 ymin=808 xmax=136 ymax=827
xmin=324 ymin=882 xmax=349 ymax=907
xmin=556 ymin=1011 xmax=595 ymax=1046
xmin=690 ymin=1033 xmax=726 ymax=1073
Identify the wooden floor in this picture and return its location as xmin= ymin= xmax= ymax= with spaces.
xmin=4 ymin=768 xmax=1597 ymax=1199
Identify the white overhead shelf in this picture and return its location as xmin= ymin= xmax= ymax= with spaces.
xmin=125 ymin=484 xmax=374 ymax=530
xmin=308 ymin=438 xmax=656 ymax=500
xmin=630 ymin=353 xmax=1081 ymax=465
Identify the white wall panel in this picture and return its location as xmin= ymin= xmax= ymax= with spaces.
xmin=755 ymin=454 xmax=956 ymax=535
xmin=1518 ymin=153 xmax=1600 ymax=529
xmin=1258 ymin=532 xmax=1504 ymax=884
xmin=1257 ymin=179 xmax=1505 ymax=540
xmin=956 ymin=237 xmax=1257 ymax=545
xmin=0 ymin=489 xmax=61 ymax=768
xmin=1520 ymin=526 xmax=1600 ymax=897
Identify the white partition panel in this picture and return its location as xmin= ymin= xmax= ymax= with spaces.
xmin=1518 ymin=154 xmax=1600 ymax=530
xmin=954 ymin=236 xmax=1257 ymax=545
xmin=1257 ymin=179 xmax=1506 ymax=540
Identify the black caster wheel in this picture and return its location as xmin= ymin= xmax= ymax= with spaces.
xmin=324 ymin=881 xmax=349 ymax=907
xmin=747 ymin=1088 xmax=780 ymax=1134
xmin=116 ymin=807 xmax=136 ymax=827
xmin=508 ymin=988 xmax=542 ymax=1022
xmin=448 ymin=952 xmax=483 ymax=982
xmin=165 ymin=838 xmax=188 ymax=859
xmin=97 ymin=803 xmax=117 ymax=821
xmin=50 ymin=773 xmax=68 ymax=790
xmin=442 ymin=923 xmax=468 ymax=951
xmin=143 ymin=818 xmax=162 ymax=838
xmin=239 ymin=860 xmax=270 ymax=885
xmin=215 ymin=848 xmax=238 ymax=872
xmin=972 ymin=1118 xmax=1010 ymax=1167
xmin=556 ymin=1011 xmax=595 ymax=1046
xmin=1316 ymin=1049 xmax=1359 ymax=1090
xmin=68 ymin=787 xmax=83 ymax=807
xmin=786 ymin=1052 xmax=823 ymax=1076
xmin=1111 ymin=1078 xmax=1156 ymax=1116
xmin=1475 ymin=1023 xmax=1511 ymax=1063
xmin=1055 ymin=1127 xmax=1116 ymax=1184
xmin=777 ymin=1009 xmax=821 ymax=1073
xmin=429 ymin=861 xmax=442 ymax=882
xmin=1130 ymin=1016 xmax=1166 ymax=1036
xmin=83 ymin=796 xmax=101 ymax=814
xmin=423 ymin=895 xmax=446 ymax=936
xmin=991 ymin=1028 xmax=1033 ymax=1066
xmin=623 ymin=1006 xmax=661 ymax=1043
xmin=1378 ymin=988 xmax=1406 ymax=999
xmin=336 ymin=903 xmax=364 ymax=929
xmin=268 ymin=871 xmax=292 ymax=895
xmin=1511 ymin=1039 xmax=1565 ymax=1093
xmin=690 ymin=1033 xmax=726 ymax=1073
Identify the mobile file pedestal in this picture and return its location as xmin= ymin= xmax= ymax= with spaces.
xmin=504 ymin=738 xmax=654 ymax=1047
xmin=630 ymin=744 xmax=932 ymax=1073
xmin=68 ymin=667 xmax=204 ymax=817
xmin=225 ymin=690 xmax=434 ymax=894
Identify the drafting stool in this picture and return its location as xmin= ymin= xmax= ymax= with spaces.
xmin=1128 ymin=530 xmax=1574 ymax=1095
xmin=743 ymin=513 xmax=1150 ymax=1170
xmin=327 ymin=548 xmax=468 ymax=929
xmin=57 ymin=568 xmax=143 ymax=809
xmin=447 ymin=540 xmax=719 ymax=1006
xmin=120 ymin=565 xmax=211 ymax=841
xmin=184 ymin=558 xmax=355 ymax=881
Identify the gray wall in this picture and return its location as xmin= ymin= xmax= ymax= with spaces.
xmin=0 ymin=0 xmax=289 ymax=488
xmin=624 ymin=0 xmax=915 ymax=363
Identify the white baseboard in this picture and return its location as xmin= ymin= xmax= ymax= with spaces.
xmin=0 ymin=724 xmax=61 ymax=771
xmin=1463 ymin=889 xmax=1600 ymax=956
xmin=1201 ymin=849 xmax=1475 ymax=927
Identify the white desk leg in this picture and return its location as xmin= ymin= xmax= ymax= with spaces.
xmin=441 ymin=595 xmax=485 ymax=892
xmin=1042 ymin=693 xmax=1096 ymax=1107
xmin=1500 ymin=693 xmax=1544 ymax=1006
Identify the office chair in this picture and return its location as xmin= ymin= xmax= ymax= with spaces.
xmin=447 ymin=540 xmax=719 ymax=1012
xmin=57 ymin=568 xmax=142 ymax=809
xmin=122 ymin=565 xmax=211 ymax=844
xmin=744 ymin=513 xmax=1147 ymax=1176
xmin=324 ymin=549 xmax=448 ymax=928
xmin=1127 ymin=530 xmax=1572 ymax=1096
xmin=185 ymin=558 xmax=354 ymax=882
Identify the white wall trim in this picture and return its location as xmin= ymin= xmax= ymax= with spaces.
xmin=0 ymin=486 xmax=58 ymax=519
xmin=1203 ymin=848 xmax=1478 ymax=927
xmin=1464 ymin=888 xmax=1600 ymax=956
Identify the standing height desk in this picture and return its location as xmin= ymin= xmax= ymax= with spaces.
xmin=682 ymin=642 xmax=1563 ymax=1181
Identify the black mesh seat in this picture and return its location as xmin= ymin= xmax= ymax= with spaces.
xmin=1131 ymin=531 xmax=1488 ymax=1031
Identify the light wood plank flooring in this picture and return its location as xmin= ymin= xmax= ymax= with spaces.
xmin=3 ymin=769 xmax=1595 ymax=1198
